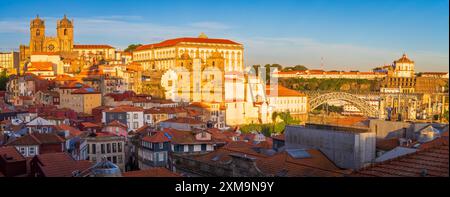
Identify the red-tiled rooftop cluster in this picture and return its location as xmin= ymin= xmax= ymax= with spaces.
xmin=353 ymin=138 xmax=449 ymax=177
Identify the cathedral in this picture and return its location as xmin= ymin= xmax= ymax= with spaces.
xmin=20 ymin=15 xmax=74 ymax=62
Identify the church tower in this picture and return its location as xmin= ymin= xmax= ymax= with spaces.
xmin=57 ymin=15 xmax=74 ymax=52
xmin=30 ymin=15 xmax=45 ymax=53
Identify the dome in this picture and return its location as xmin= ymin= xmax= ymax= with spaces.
xmin=58 ymin=15 xmax=73 ymax=27
xmin=31 ymin=15 xmax=44 ymax=27
xmin=90 ymin=157 xmax=122 ymax=177
xmin=198 ymin=32 xmax=208 ymax=39
xmin=395 ymin=53 xmax=414 ymax=64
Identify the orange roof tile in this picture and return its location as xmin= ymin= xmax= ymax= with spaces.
xmin=56 ymin=124 xmax=83 ymax=137
xmin=161 ymin=117 xmax=204 ymax=125
xmin=188 ymin=143 xmax=347 ymax=177
xmin=142 ymin=132 xmax=171 ymax=143
xmin=81 ymin=122 xmax=101 ymax=128
xmin=6 ymin=133 xmax=64 ymax=146
xmin=106 ymin=120 xmax=128 ymax=129
xmin=104 ymin=105 xmax=144 ymax=112
xmin=266 ymin=85 xmax=306 ymax=97
xmin=353 ymin=138 xmax=449 ymax=177
xmin=71 ymin=87 xmax=100 ymax=94
xmin=33 ymin=152 xmax=92 ymax=177
xmin=0 ymin=146 xmax=26 ymax=162
xmin=135 ymin=37 xmax=241 ymax=51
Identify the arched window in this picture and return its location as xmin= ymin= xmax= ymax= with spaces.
xmin=36 ymin=29 xmax=40 ymax=36
xmin=64 ymin=29 xmax=67 ymax=35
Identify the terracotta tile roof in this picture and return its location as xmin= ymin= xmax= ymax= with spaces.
xmin=73 ymin=44 xmax=114 ymax=49
xmin=186 ymin=109 xmax=202 ymax=116
xmin=106 ymin=120 xmax=127 ymax=129
xmin=420 ymin=72 xmax=448 ymax=75
xmin=161 ymin=117 xmax=204 ymax=125
xmin=256 ymin=150 xmax=346 ymax=177
xmin=59 ymin=81 xmax=89 ymax=89
xmin=146 ymin=99 xmax=176 ymax=104
xmin=81 ymin=122 xmax=101 ymax=128
xmin=33 ymin=152 xmax=92 ymax=177
xmin=142 ymin=131 xmax=171 ymax=143
xmin=104 ymin=105 xmax=144 ymax=112
xmin=188 ymin=102 xmax=211 ymax=109
xmin=207 ymin=128 xmax=234 ymax=143
xmin=28 ymin=62 xmax=54 ymax=71
xmin=71 ymin=87 xmax=100 ymax=94
xmin=144 ymin=107 xmax=186 ymax=114
xmin=164 ymin=128 xmax=224 ymax=145
xmin=5 ymin=133 xmax=64 ymax=146
xmin=0 ymin=146 xmax=26 ymax=162
xmin=136 ymin=37 xmax=241 ymax=51
xmin=188 ymin=143 xmax=347 ymax=177
xmin=122 ymin=167 xmax=180 ymax=177
xmin=134 ymin=124 xmax=153 ymax=135
xmin=91 ymin=132 xmax=119 ymax=137
xmin=53 ymin=74 xmax=76 ymax=82
xmin=55 ymin=124 xmax=83 ymax=138
xmin=266 ymin=85 xmax=306 ymax=97
xmin=353 ymin=138 xmax=449 ymax=177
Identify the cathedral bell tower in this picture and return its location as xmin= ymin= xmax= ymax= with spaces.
xmin=30 ymin=15 xmax=45 ymax=53
xmin=57 ymin=14 xmax=74 ymax=52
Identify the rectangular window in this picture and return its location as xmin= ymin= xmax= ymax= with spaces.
xmin=112 ymin=143 xmax=117 ymax=153
xmin=118 ymin=155 xmax=123 ymax=164
xmin=133 ymin=122 xmax=138 ymax=129
xmin=133 ymin=114 xmax=138 ymax=119
xmin=118 ymin=143 xmax=122 ymax=152
xmin=92 ymin=144 xmax=96 ymax=154
xmin=201 ymin=144 xmax=207 ymax=151
xmin=158 ymin=152 xmax=164 ymax=162
xmin=127 ymin=114 xmax=130 ymax=119
xmin=159 ymin=143 xmax=163 ymax=149
xmin=101 ymin=144 xmax=105 ymax=154
xmin=112 ymin=156 xmax=117 ymax=164
xmin=107 ymin=143 xmax=111 ymax=153
xmin=188 ymin=145 xmax=194 ymax=152
xmin=107 ymin=157 xmax=111 ymax=162
xmin=29 ymin=147 xmax=35 ymax=155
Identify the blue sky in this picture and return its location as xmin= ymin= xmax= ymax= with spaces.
xmin=0 ymin=0 xmax=448 ymax=71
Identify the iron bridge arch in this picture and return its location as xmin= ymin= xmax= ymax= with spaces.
xmin=308 ymin=92 xmax=379 ymax=118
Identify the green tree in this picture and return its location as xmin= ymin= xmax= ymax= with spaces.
xmin=124 ymin=44 xmax=143 ymax=52
xmin=443 ymin=110 xmax=449 ymax=122
xmin=283 ymin=65 xmax=308 ymax=71
xmin=0 ymin=70 xmax=9 ymax=91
